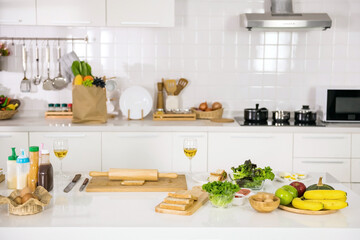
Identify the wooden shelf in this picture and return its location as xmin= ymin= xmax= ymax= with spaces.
xmin=153 ymin=112 xmax=196 ymax=121
xmin=45 ymin=112 xmax=73 ymax=119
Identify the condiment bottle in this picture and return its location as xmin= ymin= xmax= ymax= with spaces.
xmin=7 ymin=147 xmax=17 ymax=189
xmin=55 ymin=103 xmax=61 ymax=112
xmin=68 ymin=103 xmax=72 ymax=112
xmin=61 ymin=103 xmax=68 ymax=112
xmin=38 ymin=149 xmax=53 ymax=192
xmin=16 ymin=149 xmax=30 ymax=189
xmin=48 ymin=103 xmax=55 ymax=112
xmin=28 ymin=146 xmax=39 ymax=192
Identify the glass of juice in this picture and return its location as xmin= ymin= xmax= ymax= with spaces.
xmin=183 ymin=138 xmax=198 ymax=177
xmin=53 ymin=139 xmax=69 ymax=178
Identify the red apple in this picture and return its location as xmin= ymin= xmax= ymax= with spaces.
xmin=290 ymin=181 xmax=306 ymax=197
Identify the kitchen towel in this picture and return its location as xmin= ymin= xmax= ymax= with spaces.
xmin=72 ymin=85 xmax=107 ymax=124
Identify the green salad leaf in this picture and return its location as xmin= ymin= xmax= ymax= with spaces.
xmin=202 ymin=181 xmax=240 ymax=195
xmin=231 ymin=159 xmax=275 ymax=182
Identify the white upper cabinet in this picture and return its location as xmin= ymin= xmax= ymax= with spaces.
xmin=0 ymin=0 xmax=36 ymax=25
xmin=37 ymin=0 xmax=105 ymax=26
xmin=107 ymin=0 xmax=174 ymax=27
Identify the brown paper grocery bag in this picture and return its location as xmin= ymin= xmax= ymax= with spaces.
xmin=72 ymin=85 xmax=107 ymax=124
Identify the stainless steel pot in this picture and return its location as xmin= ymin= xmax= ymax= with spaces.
xmin=272 ymin=111 xmax=290 ymax=122
xmin=244 ymin=104 xmax=268 ymax=122
xmin=294 ymin=105 xmax=317 ymax=123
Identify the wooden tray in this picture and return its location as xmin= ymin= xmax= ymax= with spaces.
xmin=86 ymin=174 xmax=187 ymax=192
xmin=278 ymin=204 xmax=338 ymax=215
xmin=155 ymin=190 xmax=209 ymax=216
xmin=153 ymin=112 xmax=196 ymax=121
xmin=45 ymin=111 xmax=73 ymax=119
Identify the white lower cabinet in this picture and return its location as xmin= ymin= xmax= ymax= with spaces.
xmin=29 ymin=132 xmax=101 ymax=172
xmin=351 ymin=134 xmax=360 ymax=182
xmin=0 ymin=132 xmax=28 ymax=170
xmin=172 ymin=132 xmax=207 ymax=173
xmin=294 ymin=158 xmax=350 ymax=182
xmin=208 ymin=133 xmax=293 ymax=172
xmin=102 ymin=132 xmax=173 ymax=171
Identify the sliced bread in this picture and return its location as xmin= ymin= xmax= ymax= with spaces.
xmin=164 ymin=197 xmax=194 ymax=205
xmin=159 ymin=202 xmax=192 ymax=211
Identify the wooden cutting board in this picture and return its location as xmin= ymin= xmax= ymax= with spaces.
xmin=86 ymin=174 xmax=187 ymax=192
xmin=155 ymin=190 xmax=209 ymax=216
xmin=278 ymin=204 xmax=338 ymax=215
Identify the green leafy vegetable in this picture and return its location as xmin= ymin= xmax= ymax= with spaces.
xmin=82 ymin=79 xmax=93 ymax=87
xmin=231 ymin=159 xmax=275 ymax=182
xmin=202 ymin=181 xmax=239 ymax=207
xmin=71 ymin=61 xmax=92 ymax=77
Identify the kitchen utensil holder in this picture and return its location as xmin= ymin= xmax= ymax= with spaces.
xmin=127 ymin=109 xmax=144 ymax=120
xmin=165 ymin=96 xmax=180 ymax=112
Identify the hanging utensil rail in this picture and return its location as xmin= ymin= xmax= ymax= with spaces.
xmin=0 ymin=36 xmax=88 ymax=42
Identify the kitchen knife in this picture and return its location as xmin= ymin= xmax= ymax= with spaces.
xmin=64 ymin=174 xmax=81 ymax=193
xmin=79 ymin=178 xmax=89 ymax=192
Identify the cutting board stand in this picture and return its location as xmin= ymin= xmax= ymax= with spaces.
xmin=86 ymin=174 xmax=187 ymax=192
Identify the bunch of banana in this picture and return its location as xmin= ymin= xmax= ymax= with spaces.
xmin=292 ymin=190 xmax=348 ymax=211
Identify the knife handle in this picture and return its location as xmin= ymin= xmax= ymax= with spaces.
xmin=82 ymin=178 xmax=89 ymax=185
xmin=72 ymin=174 xmax=81 ymax=182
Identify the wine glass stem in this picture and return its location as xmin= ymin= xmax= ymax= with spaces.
xmin=189 ymin=158 xmax=192 ymax=174
xmin=59 ymin=160 xmax=63 ymax=176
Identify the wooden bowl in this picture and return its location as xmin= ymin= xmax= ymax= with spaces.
xmin=249 ymin=192 xmax=280 ymax=213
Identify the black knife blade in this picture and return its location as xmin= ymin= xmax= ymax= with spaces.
xmin=79 ymin=178 xmax=89 ymax=192
xmin=64 ymin=174 xmax=81 ymax=193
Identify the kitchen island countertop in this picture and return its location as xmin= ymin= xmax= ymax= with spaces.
xmin=0 ymin=173 xmax=359 ymax=240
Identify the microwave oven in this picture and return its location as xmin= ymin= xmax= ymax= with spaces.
xmin=316 ymin=87 xmax=360 ymax=122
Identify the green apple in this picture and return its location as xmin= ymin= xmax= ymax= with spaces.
xmin=281 ymin=185 xmax=298 ymax=198
xmin=275 ymin=188 xmax=293 ymax=205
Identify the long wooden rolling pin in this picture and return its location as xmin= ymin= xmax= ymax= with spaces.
xmin=89 ymin=169 xmax=178 ymax=181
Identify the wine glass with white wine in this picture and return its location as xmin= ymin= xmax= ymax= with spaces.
xmin=53 ymin=139 xmax=69 ymax=178
xmin=183 ymin=138 xmax=198 ymax=177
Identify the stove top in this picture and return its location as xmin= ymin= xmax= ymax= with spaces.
xmin=234 ymin=117 xmax=326 ymax=127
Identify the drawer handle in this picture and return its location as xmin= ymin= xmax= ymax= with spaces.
xmin=120 ymin=21 xmax=159 ymax=25
xmin=231 ymin=136 xmax=274 ymax=139
xmin=51 ymin=20 xmax=91 ymax=24
xmin=301 ymin=160 xmax=345 ymax=164
xmin=0 ymin=19 xmax=21 ymax=23
xmin=0 ymin=134 xmax=12 ymax=138
xmin=302 ymin=136 xmax=346 ymax=140
xmin=44 ymin=134 xmax=86 ymax=138
xmin=116 ymin=134 xmax=159 ymax=138
xmin=178 ymin=135 xmax=206 ymax=138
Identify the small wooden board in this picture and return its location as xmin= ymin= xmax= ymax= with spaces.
xmin=155 ymin=190 xmax=209 ymax=216
xmin=45 ymin=111 xmax=73 ymax=119
xmin=86 ymin=174 xmax=187 ymax=192
xmin=210 ymin=118 xmax=234 ymax=123
xmin=0 ymin=174 xmax=4 ymax=183
xmin=153 ymin=112 xmax=196 ymax=121
xmin=278 ymin=204 xmax=338 ymax=215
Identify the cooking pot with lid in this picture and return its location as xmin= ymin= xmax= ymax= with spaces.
xmin=294 ymin=105 xmax=317 ymax=123
xmin=244 ymin=104 xmax=268 ymax=122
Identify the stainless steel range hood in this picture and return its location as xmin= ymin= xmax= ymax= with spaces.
xmin=240 ymin=0 xmax=332 ymax=31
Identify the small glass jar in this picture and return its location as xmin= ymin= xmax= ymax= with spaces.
xmin=48 ymin=103 xmax=55 ymax=112
xmin=54 ymin=103 xmax=61 ymax=112
xmin=61 ymin=103 xmax=68 ymax=112
xmin=68 ymin=103 xmax=72 ymax=112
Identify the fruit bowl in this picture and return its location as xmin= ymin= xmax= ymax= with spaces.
xmin=249 ymin=192 xmax=280 ymax=213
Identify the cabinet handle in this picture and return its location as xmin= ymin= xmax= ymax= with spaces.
xmin=116 ymin=134 xmax=159 ymax=138
xmin=301 ymin=160 xmax=345 ymax=164
xmin=0 ymin=134 xmax=12 ymax=138
xmin=302 ymin=136 xmax=346 ymax=140
xmin=0 ymin=19 xmax=22 ymax=23
xmin=44 ymin=134 xmax=86 ymax=138
xmin=120 ymin=21 xmax=159 ymax=25
xmin=178 ymin=135 xmax=206 ymax=138
xmin=51 ymin=21 xmax=91 ymax=25
xmin=231 ymin=135 xmax=274 ymax=139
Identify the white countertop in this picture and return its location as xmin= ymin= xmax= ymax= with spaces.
xmin=0 ymin=173 xmax=359 ymax=240
xmin=1 ymin=113 xmax=360 ymax=133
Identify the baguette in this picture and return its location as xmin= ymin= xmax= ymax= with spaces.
xmin=159 ymin=202 xmax=192 ymax=211
xmin=164 ymin=197 xmax=194 ymax=205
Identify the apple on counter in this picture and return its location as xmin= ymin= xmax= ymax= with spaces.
xmin=275 ymin=185 xmax=298 ymax=205
xmin=290 ymin=181 xmax=306 ymax=197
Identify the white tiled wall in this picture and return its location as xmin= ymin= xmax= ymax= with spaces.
xmin=1 ymin=0 xmax=360 ymax=114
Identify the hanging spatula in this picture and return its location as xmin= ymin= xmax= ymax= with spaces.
xmin=174 ymin=78 xmax=188 ymax=95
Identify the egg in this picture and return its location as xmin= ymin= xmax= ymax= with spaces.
xmin=21 ymin=193 xmax=35 ymax=204
xmin=20 ymin=187 xmax=32 ymax=198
